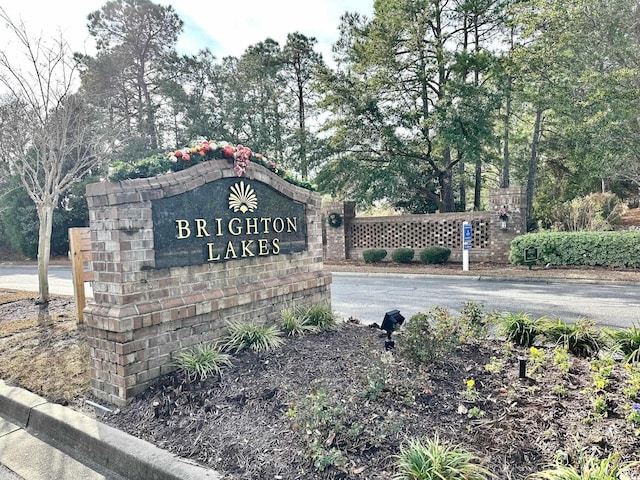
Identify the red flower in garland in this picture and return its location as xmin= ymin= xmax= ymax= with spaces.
xmin=222 ymin=145 xmax=235 ymax=159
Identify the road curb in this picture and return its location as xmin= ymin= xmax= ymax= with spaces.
xmin=0 ymin=381 xmax=220 ymax=480
xmin=330 ymin=270 xmax=640 ymax=287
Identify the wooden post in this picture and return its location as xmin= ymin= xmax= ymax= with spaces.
xmin=68 ymin=227 xmax=92 ymax=324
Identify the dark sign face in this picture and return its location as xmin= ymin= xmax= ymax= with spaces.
xmin=152 ymin=178 xmax=307 ymax=269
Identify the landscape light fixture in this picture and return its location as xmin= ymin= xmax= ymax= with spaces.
xmin=518 ymin=357 xmax=527 ymax=379
xmin=381 ymin=309 xmax=405 ymax=351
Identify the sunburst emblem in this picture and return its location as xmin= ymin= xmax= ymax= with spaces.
xmin=228 ymin=181 xmax=258 ymax=213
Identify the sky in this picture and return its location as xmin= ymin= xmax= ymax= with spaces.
xmin=0 ymin=0 xmax=374 ymax=63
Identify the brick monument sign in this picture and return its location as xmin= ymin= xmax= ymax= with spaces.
xmin=84 ymin=158 xmax=331 ymax=405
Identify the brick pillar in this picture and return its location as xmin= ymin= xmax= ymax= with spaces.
xmin=488 ymin=188 xmax=526 ymax=263
xmin=322 ymin=200 xmax=355 ymax=260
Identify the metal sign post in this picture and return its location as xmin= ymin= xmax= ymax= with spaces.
xmin=462 ymin=221 xmax=472 ymax=271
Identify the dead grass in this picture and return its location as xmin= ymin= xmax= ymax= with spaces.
xmin=0 ymin=292 xmax=90 ymax=403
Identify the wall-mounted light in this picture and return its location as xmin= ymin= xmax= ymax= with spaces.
xmin=498 ymin=205 xmax=509 ymax=230
xmin=381 ymin=309 xmax=405 ymax=350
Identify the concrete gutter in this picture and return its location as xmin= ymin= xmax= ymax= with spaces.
xmin=0 ymin=381 xmax=221 ymax=480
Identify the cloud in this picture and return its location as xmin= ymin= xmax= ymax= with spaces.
xmin=0 ymin=0 xmax=373 ymax=62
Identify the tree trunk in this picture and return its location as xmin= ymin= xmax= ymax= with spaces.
xmin=526 ymin=108 xmax=544 ymax=221
xmin=36 ymin=202 xmax=54 ymax=304
xmin=501 ymin=83 xmax=511 ymax=189
xmin=474 ymin=157 xmax=482 ymax=210
xmin=459 ymin=160 xmax=466 ymax=210
xmin=441 ymin=147 xmax=456 ymax=212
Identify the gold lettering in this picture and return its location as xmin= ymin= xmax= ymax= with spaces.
xmin=214 ymin=218 xmax=223 ymax=236
xmin=245 ymin=218 xmax=258 ymax=235
xmin=286 ymin=217 xmax=297 ymax=233
xmin=273 ymin=217 xmax=284 ymax=233
xmin=272 ymin=238 xmax=280 ymax=254
xmin=258 ymin=239 xmax=270 ymax=256
xmin=241 ymin=240 xmax=255 ymax=257
xmin=195 ymin=219 xmax=210 ymax=238
xmin=207 ymin=243 xmax=221 ymax=261
xmin=224 ymin=241 xmax=238 ymax=259
xmin=175 ymin=220 xmax=191 ymax=239
xmin=259 ymin=218 xmax=271 ymax=233
xmin=228 ymin=218 xmax=242 ymax=235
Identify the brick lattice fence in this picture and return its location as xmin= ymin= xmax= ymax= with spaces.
xmin=324 ymin=188 xmax=526 ymax=263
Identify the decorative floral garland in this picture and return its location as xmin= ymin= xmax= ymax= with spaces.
xmin=108 ymin=138 xmax=314 ymax=191
xmin=327 ymin=212 xmax=343 ymax=228
xmin=172 ymin=140 xmax=275 ymax=178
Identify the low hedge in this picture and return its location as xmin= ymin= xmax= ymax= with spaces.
xmin=509 ymin=231 xmax=640 ymax=268
xmin=363 ymin=249 xmax=387 ymax=263
xmin=392 ymin=248 xmax=415 ymax=263
xmin=419 ymin=246 xmax=451 ymax=264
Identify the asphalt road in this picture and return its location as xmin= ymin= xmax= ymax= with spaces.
xmin=0 ymin=265 xmax=637 ymax=329
xmin=331 ymin=272 xmax=640 ymax=329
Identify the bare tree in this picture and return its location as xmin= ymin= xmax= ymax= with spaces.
xmin=0 ymin=8 xmax=114 ymax=303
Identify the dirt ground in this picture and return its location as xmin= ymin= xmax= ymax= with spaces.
xmin=1 ymin=265 xmax=639 ymax=479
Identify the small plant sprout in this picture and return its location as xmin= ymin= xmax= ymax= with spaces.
xmin=592 ymin=394 xmax=609 ymax=419
xmin=463 ymin=379 xmax=478 ymax=401
xmin=552 ymin=345 xmax=571 ymax=375
xmin=467 ymin=406 xmax=485 ymax=419
xmin=529 ymin=346 xmax=546 ymax=376
xmin=591 ymin=356 xmax=615 ymax=391
xmin=484 ymin=356 xmax=505 ymax=374
xmin=622 ymin=363 xmax=640 ymax=399
xmin=626 ymin=403 xmax=640 ymax=425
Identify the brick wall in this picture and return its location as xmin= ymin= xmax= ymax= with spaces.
xmin=85 ymin=159 xmax=331 ymax=405
xmin=323 ymin=188 xmax=525 ymax=263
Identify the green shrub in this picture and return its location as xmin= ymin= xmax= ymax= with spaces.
xmin=509 ymin=231 xmax=640 ymax=268
xmin=496 ymin=312 xmax=542 ymax=347
xmin=540 ymin=318 xmax=607 ymax=357
xmin=400 ymin=307 xmax=471 ymax=364
xmin=174 ymin=343 xmax=233 ymax=382
xmin=392 ymin=248 xmax=415 ymax=263
xmin=363 ymin=249 xmax=388 ymax=263
xmin=459 ymin=301 xmax=488 ymax=343
xmin=223 ymin=321 xmax=285 ymax=353
xmin=393 ymin=436 xmax=495 ymax=480
xmin=419 ymin=246 xmax=451 ymax=264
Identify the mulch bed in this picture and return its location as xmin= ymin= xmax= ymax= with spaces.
xmin=96 ymin=321 xmax=640 ymax=479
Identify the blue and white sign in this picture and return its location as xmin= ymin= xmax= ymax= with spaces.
xmin=463 ymin=223 xmax=472 ymax=250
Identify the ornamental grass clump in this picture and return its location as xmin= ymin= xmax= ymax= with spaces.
xmin=496 ymin=312 xmax=542 ymax=347
xmin=223 ymin=321 xmax=285 ymax=353
xmin=608 ymin=325 xmax=640 ymax=364
xmin=393 ymin=436 xmax=495 ymax=480
xmin=280 ymin=306 xmax=317 ymax=337
xmin=303 ymin=303 xmax=340 ymax=331
xmin=530 ymin=451 xmax=638 ymax=479
xmin=174 ymin=343 xmax=233 ymax=382
xmin=541 ymin=318 xmax=607 ymax=357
